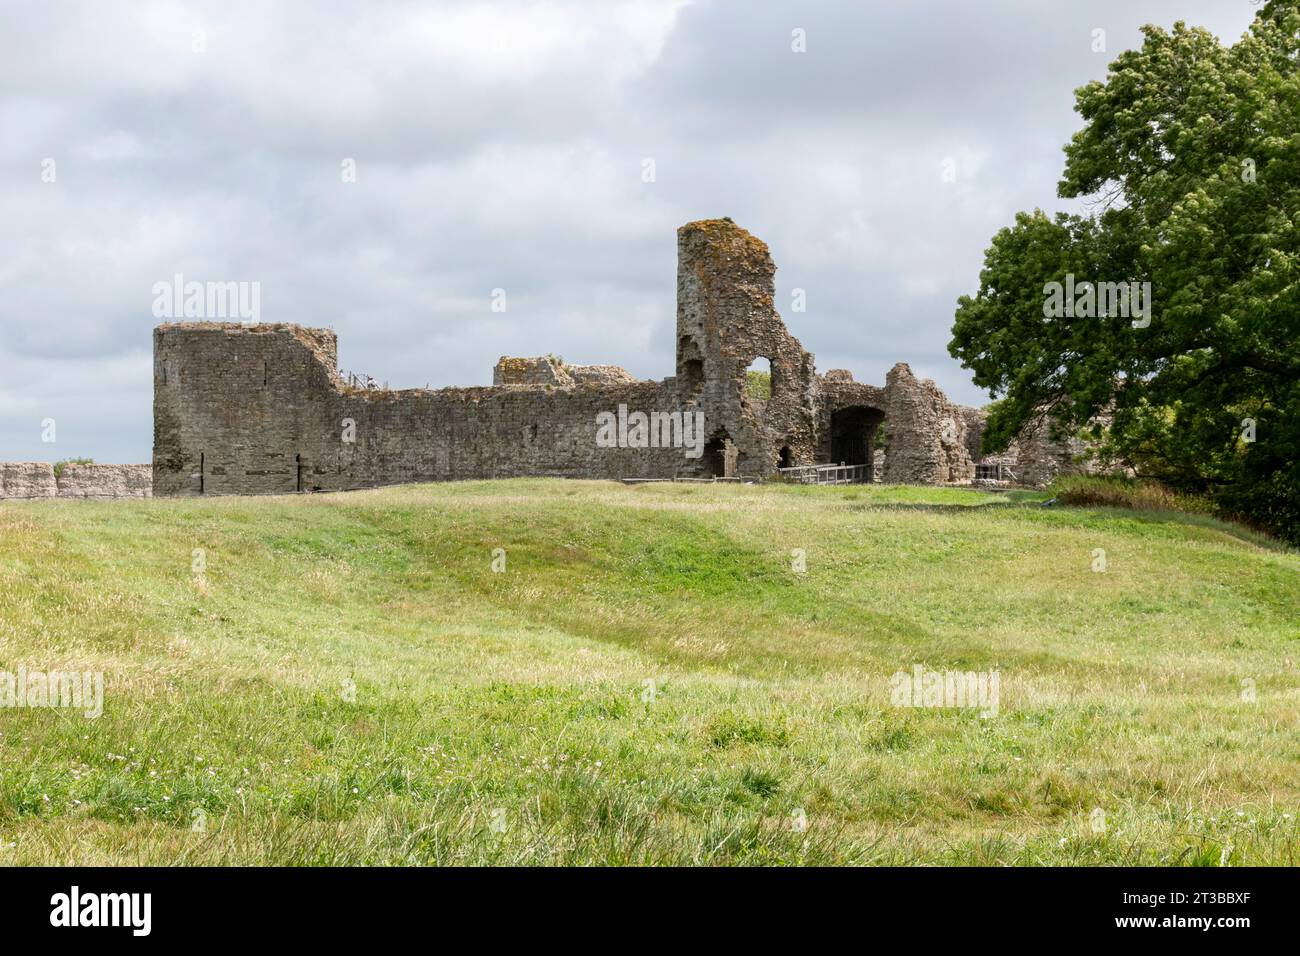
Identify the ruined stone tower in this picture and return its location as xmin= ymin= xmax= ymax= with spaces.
xmin=673 ymin=218 xmax=818 ymax=478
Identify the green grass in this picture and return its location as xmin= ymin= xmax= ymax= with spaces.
xmin=0 ymin=479 xmax=1297 ymax=865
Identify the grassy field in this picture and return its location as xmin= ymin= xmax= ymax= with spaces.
xmin=0 ymin=479 xmax=1297 ymax=865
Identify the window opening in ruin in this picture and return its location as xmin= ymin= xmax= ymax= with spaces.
xmin=682 ymin=360 xmax=704 ymax=395
xmin=198 ymin=452 xmax=204 ymax=495
xmin=778 ymin=445 xmax=793 ymax=469
xmin=976 ymin=463 xmax=1002 ymax=480
xmin=745 ymin=357 xmax=772 ymax=400
xmin=678 ymin=335 xmax=704 ymax=399
xmin=295 ymin=454 xmax=303 ymax=493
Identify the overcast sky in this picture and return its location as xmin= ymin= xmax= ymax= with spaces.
xmin=0 ymin=1 xmax=1262 ymax=463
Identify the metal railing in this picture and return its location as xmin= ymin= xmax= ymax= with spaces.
xmin=620 ymin=475 xmax=753 ymax=485
xmin=342 ymin=371 xmax=386 ymax=390
xmin=974 ymin=462 xmax=1017 ymax=483
xmin=776 ymin=462 xmax=871 ymax=485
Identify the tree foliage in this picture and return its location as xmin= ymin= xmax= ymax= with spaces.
xmin=745 ymin=369 xmax=771 ymax=400
xmin=950 ymin=1 xmax=1300 ymax=541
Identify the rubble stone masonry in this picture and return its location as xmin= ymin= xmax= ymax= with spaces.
xmin=146 ymin=219 xmax=1090 ymax=497
xmin=0 ymin=463 xmax=151 ymax=500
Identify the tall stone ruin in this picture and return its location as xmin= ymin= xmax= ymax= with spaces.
xmin=151 ymin=218 xmax=1086 ymax=496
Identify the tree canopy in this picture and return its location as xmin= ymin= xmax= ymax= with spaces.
xmin=950 ymin=0 xmax=1300 ymax=540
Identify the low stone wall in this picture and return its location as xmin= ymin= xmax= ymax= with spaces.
xmin=0 ymin=462 xmax=58 ymax=499
xmin=0 ymin=463 xmax=152 ymax=500
xmin=55 ymin=463 xmax=153 ymax=499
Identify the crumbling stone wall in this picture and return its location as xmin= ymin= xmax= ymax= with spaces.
xmin=492 ymin=356 xmax=638 ymax=387
xmin=962 ymin=407 xmax=1105 ymax=488
xmin=882 ymin=364 xmax=978 ymax=484
xmin=55 ymin=464 xmax=152 ymax=499
xmin=569 ymin=365 xmax=637 ymax=386
xmin=0 ymin=463 xmax=151 ymax=500
xmin=673 ymin=218 xmax=818 ymax=478
xmin=154 ymin=324 xmax=690 ymax=496
xmin=958 ymin=406 xmax=985 ymax=464
xmin=493 ymin=356 xmax=571 ymax=386
xmin=1005 ymin=418 xmax=1096 ymax=488
xmin=814 ymin=370 xmax=887 ymax=473
xmin=151 ymin=218 xmax=1095 ymax=496
xmin=0 ymin=462 xmax=57 ymax=499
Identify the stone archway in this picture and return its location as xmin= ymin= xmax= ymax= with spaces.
xmin=829 ymin=406 xmax=885 ymax=472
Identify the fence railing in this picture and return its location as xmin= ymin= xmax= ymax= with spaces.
xmin=621 ymin=464 xmax=873 ymax=486
xmin=620 ymin=476 xmax=752 ymax=485
xmin=342 ymin=371 xmax=386 ymax=390
xmin=776 ymin=462 xmax=871 ymax=485
xmin=974 ymin=462 xmax=1017 ymax=483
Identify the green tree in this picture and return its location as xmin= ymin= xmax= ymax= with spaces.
xmin=950 ymin=1 xmax=1300 ymax=540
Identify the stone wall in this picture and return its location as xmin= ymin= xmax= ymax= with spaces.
xmin=492 ymin=356 xmax=638 ymax=388
xmin=0 ymin=462 xmax=57 ymax=499
xmin=962 ymin=407 xmax=1103 ymax=488
xmin=881 ymin=363 xmax=979 ymax=484
xmin=493 ymin=356 xmax=571 ymax=386
xmin=814 ymin=370 xmax=888 ymax=475
xmin=1005 ymin=418 xmax=1097 ymax=488
xmin=154 ymin=323 xmax=691 ymax=496
xmin=55 ymin=463 xmax=153 ymax=499
xmin=0 ymin=463 xmax=151 ymax=500
xmin=151 ymin=218 xmax=1096 ymax=496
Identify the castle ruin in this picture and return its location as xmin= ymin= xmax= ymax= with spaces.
xmin=149 ymin=219 xmax=1082 ymax=497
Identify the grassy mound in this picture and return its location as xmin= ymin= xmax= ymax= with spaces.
xmin=0 ymin=480 xmax=1296 ymax=865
